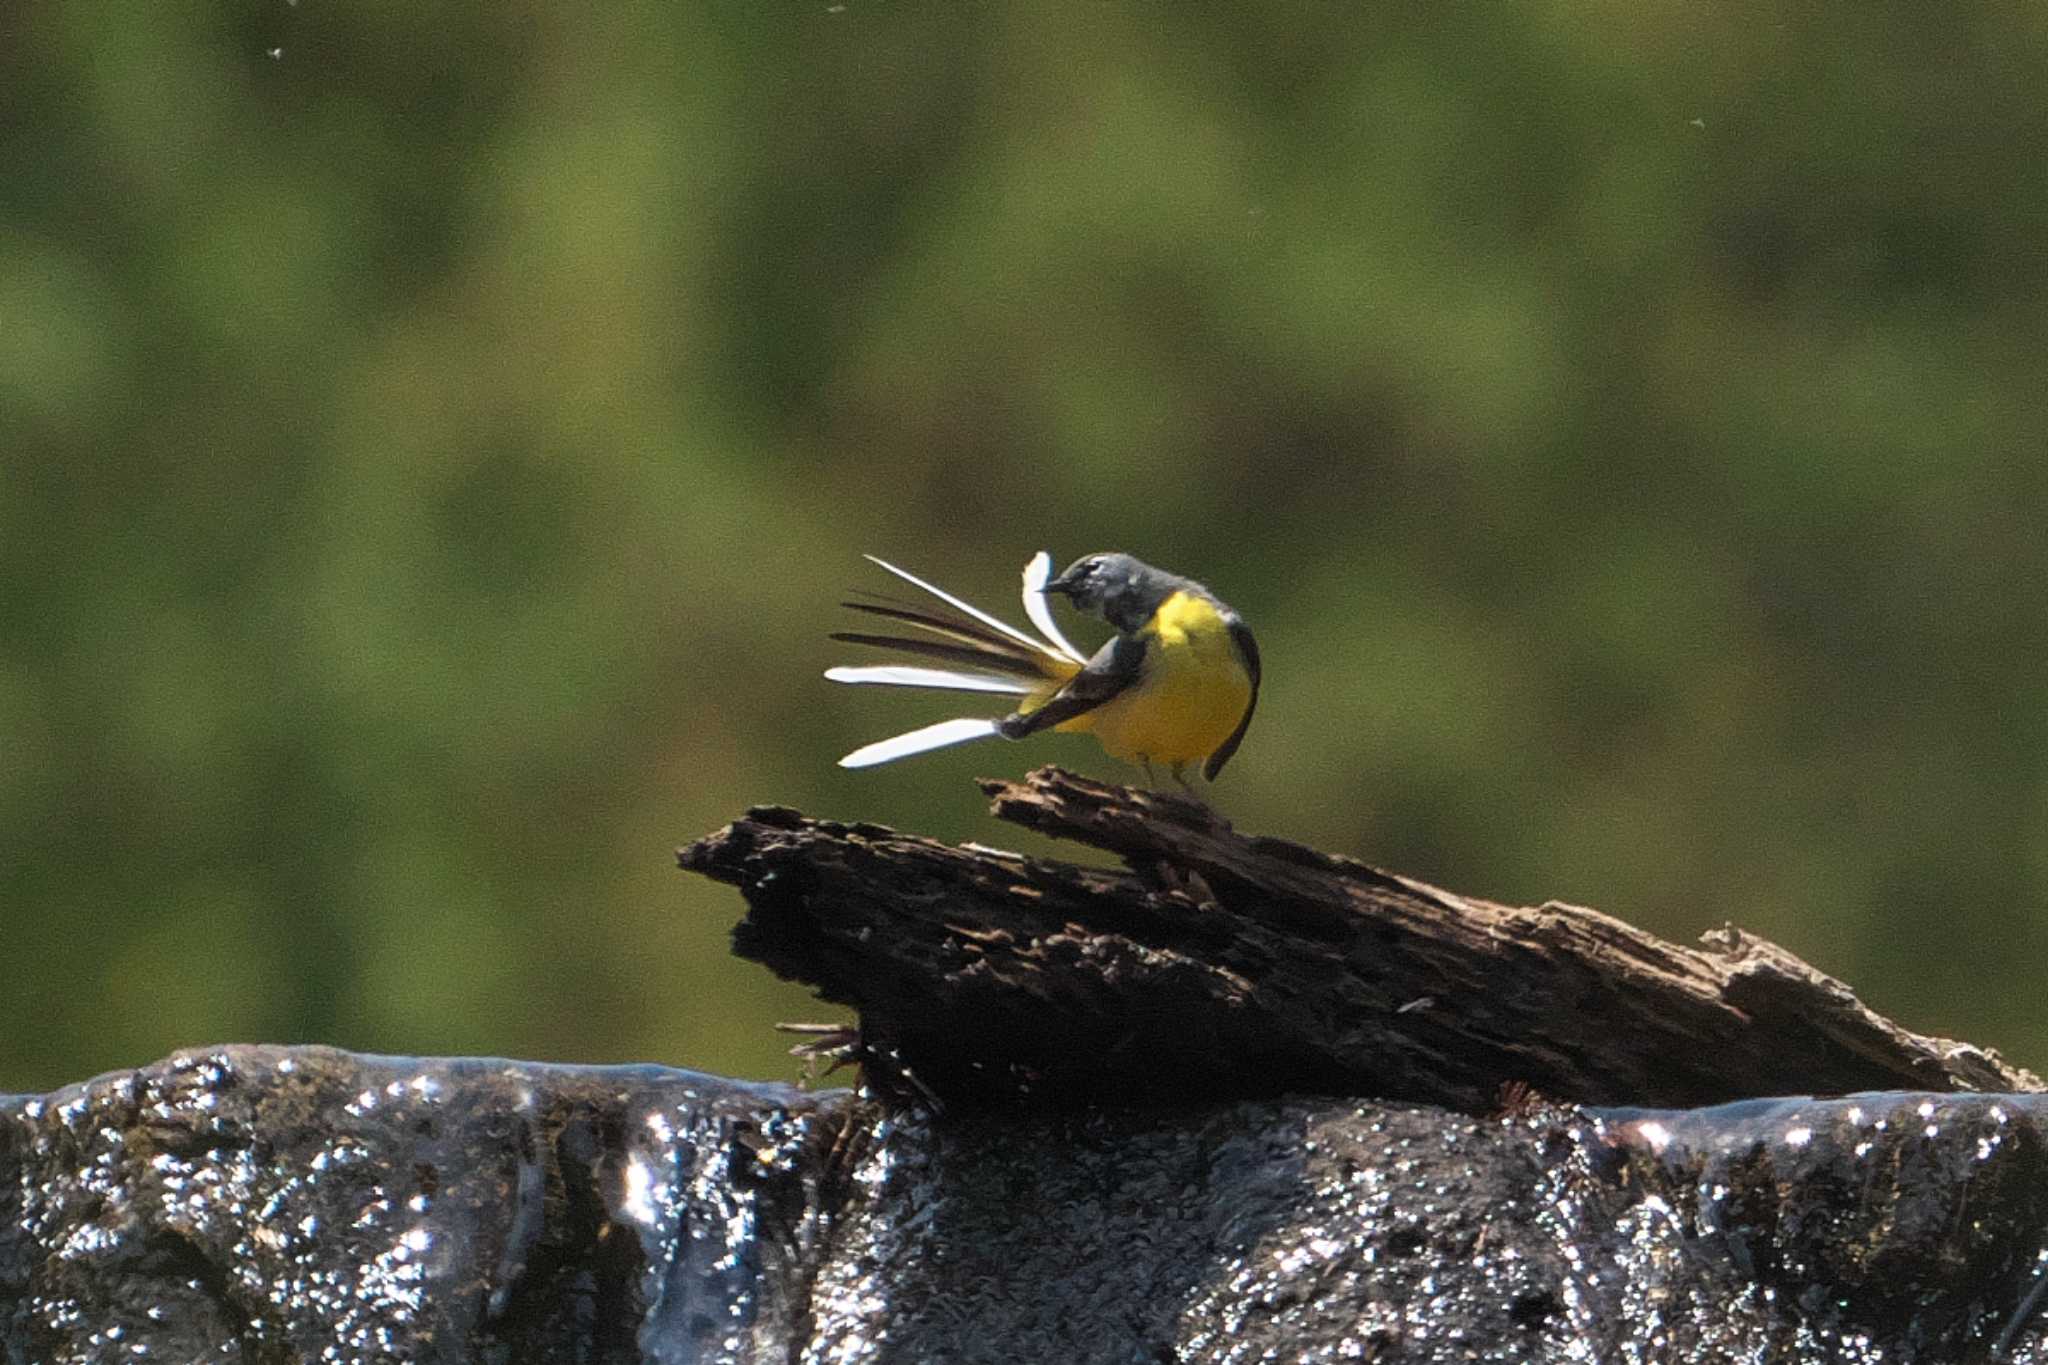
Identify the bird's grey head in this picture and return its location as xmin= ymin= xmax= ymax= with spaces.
xmin=1045 ymin=552 xmax=1173 ymax=633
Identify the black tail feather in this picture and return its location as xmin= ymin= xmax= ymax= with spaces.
xmin=838 ymin=600 xmax=1046 ymax=665
xmin=829 ymin=631 xmax=1054 ymax=678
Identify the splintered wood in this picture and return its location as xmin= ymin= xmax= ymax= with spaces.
xmin=680 ymin=768 xmax=2038 ymax=1109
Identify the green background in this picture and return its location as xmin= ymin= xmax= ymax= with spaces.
xmin=6 ymin=5 xmax=2047 ymax=1094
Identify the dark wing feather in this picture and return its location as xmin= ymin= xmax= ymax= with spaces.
xmin=999 ymin=634 xmax=1146 ymax=738
xmin=1202 ymin=619 xmax=1261 ymax=780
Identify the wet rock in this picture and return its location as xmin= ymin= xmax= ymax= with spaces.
xmin=1590 ymin=1092 xmax=2048 ymax=1360
xmin=8 ymin=1047 xmax=2048 ymax=1362
xmin=0 ymin=1046 xmax=847 ymax=1363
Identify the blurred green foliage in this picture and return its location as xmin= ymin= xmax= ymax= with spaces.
xmin=6 ymin=3 xmax=2048 ymax=1094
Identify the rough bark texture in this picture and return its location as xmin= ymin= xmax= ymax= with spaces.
xmin=679 ymin=766 xmax=2037 ymax=1111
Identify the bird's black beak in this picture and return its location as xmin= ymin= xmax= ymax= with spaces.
xmin=1043 ymin=569 xmax=1078 ymax=596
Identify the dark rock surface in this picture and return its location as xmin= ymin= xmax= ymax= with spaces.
xmin=0 ymin=1046 xmax=845 ymax=1363
xmin=10 ymin=1045 xmax=2048 ymax=1362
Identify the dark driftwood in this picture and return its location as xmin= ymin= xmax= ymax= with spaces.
xmin=679 ymin=767 xmax=2038 ymax=1110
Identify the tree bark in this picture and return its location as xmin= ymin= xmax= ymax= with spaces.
xmin=679 ymin=767 xmax=2038 ymax=1110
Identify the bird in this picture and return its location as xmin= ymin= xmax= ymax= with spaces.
xmin=826 ymin=550 xmax=1260 ymax=786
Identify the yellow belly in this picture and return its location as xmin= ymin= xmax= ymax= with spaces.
xmin=1058 ymin=591 xmax=1252 ymax=767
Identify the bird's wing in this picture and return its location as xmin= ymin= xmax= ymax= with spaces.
xmin=1201 ymin=618 xmax=1261 ymax=780
xmin=998 ymin=633 xmax=1147 ymax=738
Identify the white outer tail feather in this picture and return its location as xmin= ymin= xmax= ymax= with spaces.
xmin=823 ymin=665 xmax=1032 ymax=695
xmin=838 ymin=717 xmax=1003 ymax=768
xmin=1022 ymin=551 xmax=1090 ymax=664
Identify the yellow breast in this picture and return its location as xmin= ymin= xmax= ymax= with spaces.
xmin=1058 ymin=591 xmax=1253 ymax=767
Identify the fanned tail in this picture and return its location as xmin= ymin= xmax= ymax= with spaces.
xmin=827 ymin=553 xmax=1085 ymax=768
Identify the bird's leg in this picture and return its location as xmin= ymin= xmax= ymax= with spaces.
xmin=1171 ymin=762 xmax=1194 ymax=794
xmin=1141 ymin=757 xmax=1158 ymax=789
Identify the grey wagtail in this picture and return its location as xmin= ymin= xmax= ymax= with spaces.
xmin=827 ymin=551 xmax=1260 ymax=784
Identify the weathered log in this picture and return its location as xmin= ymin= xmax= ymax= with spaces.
xmin=680 ymin=766 xmax=2038 ymax=1109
